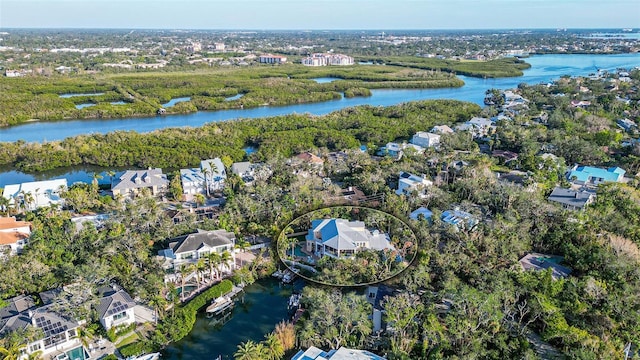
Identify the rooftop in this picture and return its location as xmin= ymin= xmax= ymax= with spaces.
xmin=519 ymin=253 xmax=572 ymax=280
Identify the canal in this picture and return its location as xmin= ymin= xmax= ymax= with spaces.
xmin=162 ymin=277 xmax=299 ymax=360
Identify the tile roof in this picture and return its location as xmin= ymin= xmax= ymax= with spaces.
xmin=0 ymin=231 xmax=29 ymax=245
xmin=0 ymin=217 xmax=31 ymax=231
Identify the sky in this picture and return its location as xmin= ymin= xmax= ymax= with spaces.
xmin=1 ymin=0 xmax=638 ymax=30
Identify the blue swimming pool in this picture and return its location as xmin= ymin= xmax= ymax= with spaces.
xmin=65 ymin=346 xmax=89 ymax=360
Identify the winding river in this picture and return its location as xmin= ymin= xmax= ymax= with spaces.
xmin=1 ymin=54 xmax=638 ymax=144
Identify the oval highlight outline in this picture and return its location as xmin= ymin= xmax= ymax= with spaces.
xmin=276 ymin=205 xmax=420 ymax=287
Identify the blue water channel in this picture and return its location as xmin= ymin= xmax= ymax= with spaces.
xmin=162 ymin=277 xmax=295 ymax=360
xmin=1 ymin=54 xmax=638 ymax=144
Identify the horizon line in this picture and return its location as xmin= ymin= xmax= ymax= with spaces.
xmin=0 ymin=27 xmax=636 ymax=32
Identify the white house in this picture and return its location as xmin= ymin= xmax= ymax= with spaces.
xmin=396 ymin=172 xmax=432 ymax=198
xmin=0 ymin=295 xmax=82 ymax=358
xmin=180 ymin=168 xmax=206 ymax=200
xmin=159 ymin=229 xmax=235 ymax=269
xmin=305 ymin=218 xmax=394 ymax=258
xmin=301 ymin=53 xmax=354 ymax=66
xmin=200 ymin=158 xmax=227 ymax=192
xmin=96 ymin=286 xmax=137 ymax=330
xmin=411 ymin=131 xmax=441 ymax=148
xmin=0 ymin=217 xmax=31 ymax=256
xmin=292 ymin=346 xmax=386 ymax=360
xmin=2 ymin=179 xmax=67 ymax=211
xmin=455 ymin=117 xmax=496 ymax=138
xmin=259 ymin=54 xmax=287 ymax=64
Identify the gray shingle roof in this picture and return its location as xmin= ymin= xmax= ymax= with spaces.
xmin=111 ymin=168 xmax=168 ymax=191
xmin=169 ymin=229 xmax=235 ymax=255
xmin=547 ymin=187 xmax=593 ymax=209
xmin=0 ymin=295 xmax=36 ymax=335
xmin=519 ymin=253 xmax=572 ymax=280
xmin=96 ymin=289 xmax=136 ymax=319
xmin=32 ymin=307 xmax=78 ymax=337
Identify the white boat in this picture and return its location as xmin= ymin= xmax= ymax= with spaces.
xmin=127 ymin=353 xmax=161 ymax=360
xmin=206 ymin=295 xmax=234 ymax=315
xmin=272 ymin=269 xmax=284 ymax=278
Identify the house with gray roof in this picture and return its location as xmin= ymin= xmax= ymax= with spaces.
xmin=0 ymin=295 xmax=82 ymax=357
xmin=96 ymin=286 xmax=137 ymax=330
xmin=547 ymin=187 xmax=595 ymax=211
xmin=231 ymin=161 xmax=260 ymax=184
xmin=455 ymin=117 xmax=496 ymax=138
xmin=305 ymin=219 xmax=394 ymax=258
xmin=111 ymin=168 xmax=168 ymax=198
xmin=519 ymin=253 xmax=572 ymax=280
xmin=159 ymin=229 xmax=235 ymax=269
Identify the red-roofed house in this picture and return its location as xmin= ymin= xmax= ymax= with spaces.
xmin=0 ymin=217 xmax=32 ymax=256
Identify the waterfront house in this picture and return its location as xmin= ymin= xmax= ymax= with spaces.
xmin=160 ymin=229 xmax=235 ymax=269
xmin=441 ymin=209 xmax=478 ymax=231
xmin=566 ymin=165 xmax=625 ymax=186
xmin=396 ymin=172 xmax=432 ymax=198
xmin=0 ymin=295 xmax=82 ymax=358
xmin=411 ymin=131 xmax=441 ymax=148
xmin=0 ymin=217 xmax=31 ymax=256
xmin=305 ymin=218 xmax=394 ymax=258
xmin=2 ymin=179 xmax=67 ymax=211
xmin=547 ymin=187 xmax=595 ymax=211
xmin=96 ymin=286 xmax=137 ymax=331
xmin=292 ymin=346 xmax=386 ymax=360
xmin=519 ymin=253 xmax=572 ymax=280
xmin=410 ymin=207 xmax=433 ymax=222
xmin=111 ymin=168 xmax=168 ymax=198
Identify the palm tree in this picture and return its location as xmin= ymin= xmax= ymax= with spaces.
xmin=194 ymin=193 xmax=206 ymax=207
xmin=206 ymin=252 xmax=222 ymax=280
xmin=0 ymin=196 xmax=9 ymax=216
xmin=220 ymin=250 xmax=233 ymax=274
xmin=149 ymin=294 xmax=167 ymax=324
xmin=0 ymin=340 xmax=23 ymax=360
xmin=196 ymin=258 xmax=207 ymax=287
xmin=20 ymin=190 xmax=34 ymax=211
xmin=263 ymin=333 xmax=285 ymax=360
xmin=201 ymin=167 xmax=211 ymax=197
xmin=234 ymin=340 xmax=264 ymax=360
xmin=179 ymin=263 xmax=193 ymax=301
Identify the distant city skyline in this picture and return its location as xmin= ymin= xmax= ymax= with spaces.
xmin=1 ymin=0 xmax=638 ymax=30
